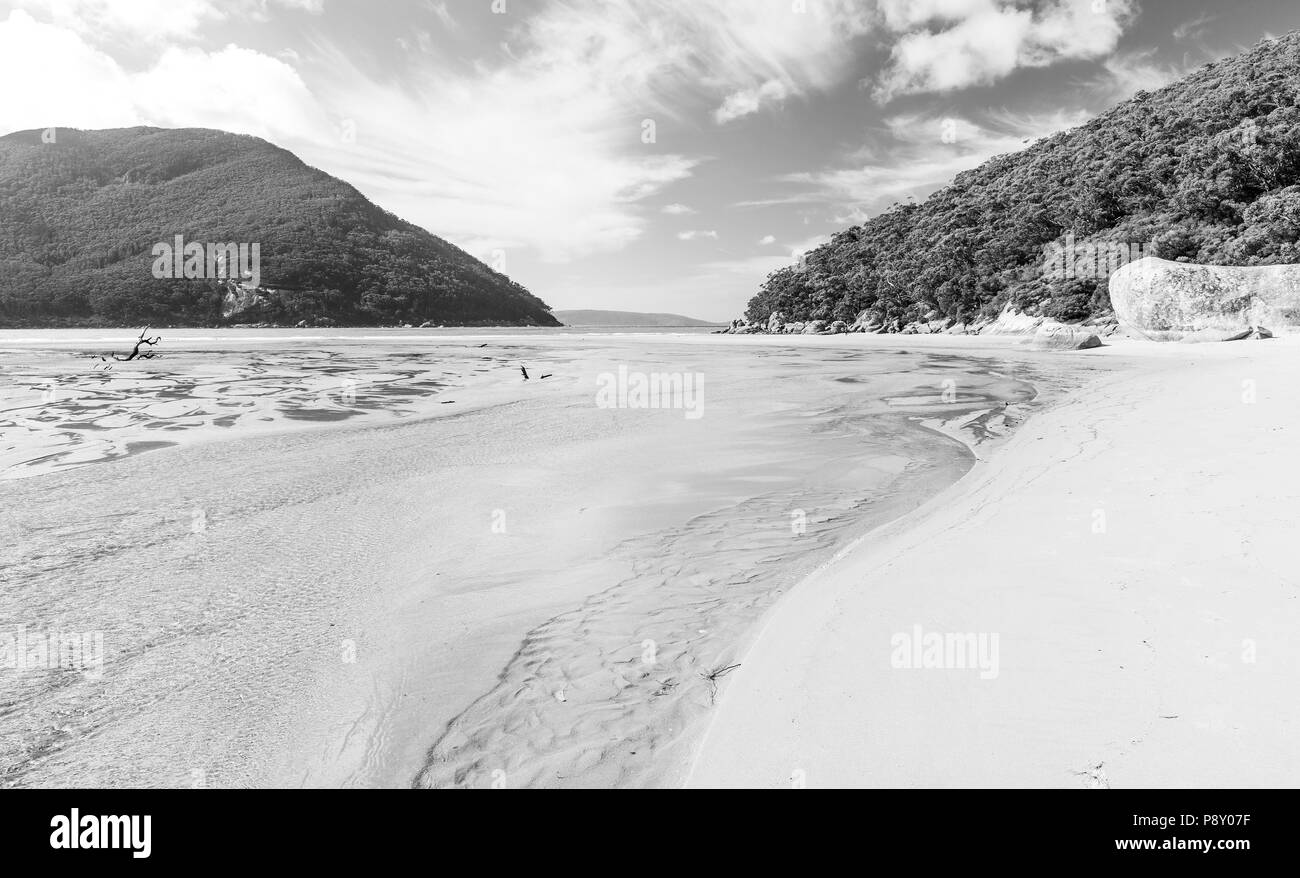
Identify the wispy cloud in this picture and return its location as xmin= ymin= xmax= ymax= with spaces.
xmin=780 ymin=109 xmax=1089 ymax=218
xmin=1093 ymin=49 xmax=1188 ymax=100
xmin=1173 ymin=12 xmax=1218 ymax=43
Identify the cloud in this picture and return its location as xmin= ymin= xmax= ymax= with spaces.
xmin=424 ymin=0 xmax=458 ymax=32
xmin=662 ymin=203 xmax=696 ymax=215
xmin=7 ymin=0 xmax=321 ymax=44
xmin=715 ymin=79 xmax=790 ymax=124
xmin=781 ymin=108 xmax=1089 ymax=217
xmin=1173 ymin=12 xmax=1218 ymax=43
xmin=677 ymin=230 xmax=719 ymax=241
xmin=0 ymin=11 xmax=329 ymax=143
xmin=874 ymin=0 xmax=1137 ymax=101
xmin=0 ymin=4 xmax=701 ymax=263
xmin=1094 ymin=49 xmax=1186 ymax=100
xmin=759 ymin=235 xmax=776 ymax=245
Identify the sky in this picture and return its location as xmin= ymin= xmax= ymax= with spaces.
xmin=2 ymin=0 xmax=1299 ymax=321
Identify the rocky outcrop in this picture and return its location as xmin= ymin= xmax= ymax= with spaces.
xmin=979 ymin=304 xmax=1046 ymax=336
xmin=1109 ymin=257 xmax=1300 ymax=341
xmin=1030 ymin=321 xmax=1103 ymax=351
xmin=849 ymin=310 xmax=882 ymax=333
xmin=801 ymin=320 xmax=827 ymax=334
xmin=766 ymin=311 xmax=788 ymax=333
xmin=221 ymin=284 xmax=267 ymax=320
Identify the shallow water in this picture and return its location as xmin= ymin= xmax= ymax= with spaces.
xmin=0 ymin=331 xmax=1066 ymax=787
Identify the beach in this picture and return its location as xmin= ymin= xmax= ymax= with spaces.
xmin=0 ymin=329 xmax=1084 ymax=788
xmin=688 ymin=335 xmax=1300 ymax=788
xmin=3 ymin=328 xmax=1292 ymax=789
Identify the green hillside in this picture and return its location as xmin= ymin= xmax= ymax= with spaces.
xmin=0 ymin=127 xmax=559 ymax=327
xmin=743 ymin=33 xmax=1300 ymax=330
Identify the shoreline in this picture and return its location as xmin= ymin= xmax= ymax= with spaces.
xmin=687 ymin=336 xmax=1300 ymax=788
xmin=4 ymin=334 xmax=1065 ymax=788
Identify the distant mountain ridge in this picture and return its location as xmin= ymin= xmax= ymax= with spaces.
xmin=0 ymin=127 xmax=559 ymax=327
xmin=554 ymin=309 xmax=721 ymax=327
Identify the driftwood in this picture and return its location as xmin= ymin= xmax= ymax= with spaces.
xmin=112 ymin=326 xmax=162 ymax=361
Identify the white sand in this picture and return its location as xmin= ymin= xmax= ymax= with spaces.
xmin=2 ymin=332 xmax=1055 ymax=788
xmin=689 ymin=336 xmax=1300 ymax=788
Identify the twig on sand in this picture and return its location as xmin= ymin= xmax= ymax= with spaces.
xmin=700 ymin=663 xmax=741 ymax=705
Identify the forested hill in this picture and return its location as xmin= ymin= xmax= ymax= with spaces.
xmin=0 ymin=127 xmax=560 ymax=327
xmin=743 ymin=32 xmax=1300 ymax=330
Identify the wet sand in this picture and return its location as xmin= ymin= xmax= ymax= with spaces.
xmin=689 ymin=336 xmax=1300 ymax=789
xmin=1 ymin=330 xmax=1105 ymax=788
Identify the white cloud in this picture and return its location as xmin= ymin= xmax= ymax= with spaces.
xmin=424 ymin=0 xmax=457 ymax=31
xmin=7 ymin=0 xmax=322 ymax=44
xmin=677 ymin=230 xmax=719 ymax=241
xmin=0 ymin=12 xmax=329 ymax=143
xmin=1091 ymin=45 xmax=1223 ymax=103
xmin=1173 ymin=12 xmax=1218 ymax=43
xmin=663 ymin=203 xmax=696 ymax=215
xmin=715 ymin=79 xmax=790 ymax=124
xmin=785 ymin=109 xmax=1089 ymax=216
xmin=874 ymin=0 xmax=1136 ymax=101
xmin=7 ymin=0 xmax=222 ymax=42
xmin=1095 ymin=49 xmax=1185 ymax=99
xmin=759 ymin=234 xmax=776 ymax=245
xmin=0 ymin=11 xmax=136 ymax=128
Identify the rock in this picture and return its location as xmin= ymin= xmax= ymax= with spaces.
xmin=849 ymin=310 xmax=881 ymax=333
xmin=944 ymin=323 xmax=968 ymax=335
xmin=766 ymin=311 xmax=787 ymax=333
xmin=1109 ymin=257 xmax=1300 ymax=341
xmin=828 ymin=320 xmax=849 ymax=334
xmin=296 ymin=319 xmax=310 ymax=328
xmin=802 ymin=320 xmax=826 ymax=334
xmin=981 ymin=304 xmax=1045 ymax=336
xmin=419 ymin=320 xmax=436 ymax=328
xmin=221 ymin=284 xmax=270 ymax=321
xmin=1030 ymin=321 xmax=1103 ymax=351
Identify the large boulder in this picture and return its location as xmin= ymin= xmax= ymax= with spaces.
xmin=802 ymin=320 xmax=827 ymax=334
xmin=1109 ymin=257 xmax=1300 ymax=341
xmin=827 ymin=320 xmax=849 ymax=334
xmin=1030 ymin=321 xmax=1103 ymax=351
xmin=766 ymin=311 xmax=787 ymax=333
